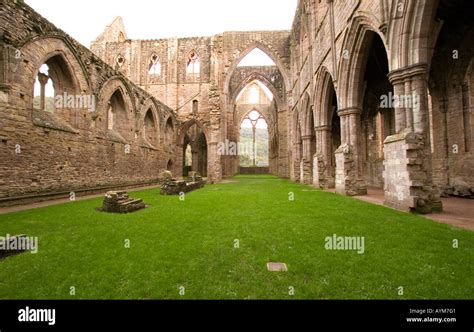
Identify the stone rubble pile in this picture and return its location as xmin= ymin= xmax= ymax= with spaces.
xmin=441 ymin=185 xmax=474 ymax=199
xmin=99 ymin=191 xmax=146 ymax=213
xmin=160 ymin=172 xmax=205 ymax=195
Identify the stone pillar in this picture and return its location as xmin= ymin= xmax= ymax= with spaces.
xmin=207 ymin=141 xmax=222 ymax=183
xmin=301 ymin=135 xmax=313 ymax=184
xmin=37 ymin=72 xmax=49 ymax=111
xmin=292 ymin=142 xmax=302 ymax=182
xmin=385 ymin=64 xmax=442 ymax=213
xmin=392 ymin=81 xmax=407 ymax=133
xmin=315 ymin=125 xmax=332 ymax=188
xmin=192 ymin=150 xmax=199 ymax=172
xmin=312 ymin=153 xmax=326 ymax=188
xmin=177 ymin=144 xmax=184 ymax=178
xmin=335 ymin=108 xmax=367 ymax=196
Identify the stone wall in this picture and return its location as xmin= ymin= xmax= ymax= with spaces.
xmin=288 ymin=0 xmax=473 ymax=213
xmin=92 ymin=21 xmax=292 ymax=180
xmin=0 ymin=0 xmax=178 ymax=204
xmin=1 ymin=0 xmax=472 ymax=213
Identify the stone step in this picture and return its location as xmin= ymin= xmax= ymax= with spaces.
xmin=116 ymin=198 xmax=131 ymax=204
xmin=120 ymin=199 xmax=143 ymax=206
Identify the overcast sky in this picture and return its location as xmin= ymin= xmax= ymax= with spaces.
xmin=25 ymin=0 xmax=298 ymax=48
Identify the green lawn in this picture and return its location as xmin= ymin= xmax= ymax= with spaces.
xmin=0 ymin=175 xmax=473 ymax=299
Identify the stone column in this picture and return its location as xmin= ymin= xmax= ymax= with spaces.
xmin=314 ymin=125 xmax=332 ymax=188
xmin=192 ymin=149 xmax=199 ymax=172
xmin=292 ymin=142 xmax=302 ymax=182
xmin=391 ymin=81 xmax=407 ymax=133
xmin=207 ymin=141 xmax=222 ymax=183
xmin=37 ymin=73 xmax=49 ymax=111
xmin=384 ymin=64 xmax=442 ymax=213
xmin=177 ymin=144 xmax=184 ymax=178
xmin=334 ymin=108 xmax=367 ymax=196
xmin=301 ymin=135 xmax=313 ymax=184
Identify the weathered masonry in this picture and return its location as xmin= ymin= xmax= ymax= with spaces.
xmin=289 ymin=0 xmax=473 ymax=213
xmin=1 ymin=0 xmax=473 ymax=213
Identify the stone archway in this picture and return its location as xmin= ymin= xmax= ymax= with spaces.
xmin=179 ymin=120 xmax=208 ymax=178
xmin=313 ymin=69 xmax=340 ymax=189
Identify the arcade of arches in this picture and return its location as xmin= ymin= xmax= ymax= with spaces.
xmin=0 ymin=0 xmax=473 ymax=215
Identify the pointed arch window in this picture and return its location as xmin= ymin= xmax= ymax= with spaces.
xmin=118 ymin=32 xmax=126 ymax=43
xmin=144 ymin=109 xmax=157 ymax=146
xmin=148 ymin=54 xmax=161 ymax=76
xmin=115 ymin=55 xmax=125 ymax=70
xmin=33 ymin=64 xmax=55 ymax=112
xmin=186 ymin=50 xmax=200 ymax=75
xmin=165 ymin=118 xmax=174 ymax=146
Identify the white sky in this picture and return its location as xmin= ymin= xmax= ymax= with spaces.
xmin=25 ymin=0 xmax=298 ymax=48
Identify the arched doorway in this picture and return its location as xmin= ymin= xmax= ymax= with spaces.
xmin=181 ymin=122 xmax=208 ymax=177
xmin=224 ymin=43 xmax=287 ymax=177
xmin=428 ymin=0 xmax=474 ymax=192
xmin=167 ymin=159 xmax=173 ymax=172
xmin=360 ymin=34 xmax=395 ymax=188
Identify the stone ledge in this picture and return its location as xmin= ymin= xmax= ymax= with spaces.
xmin=32 ymin=110 xmax=78 ymax=134
xmin=106 ymin=130 xmax=128 ymax=144
xmin=384 ymin=129 xmax=415 ymax=144
xmin=0 ymin=180 xmax=161 ymax=208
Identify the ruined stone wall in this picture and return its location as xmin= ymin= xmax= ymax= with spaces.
xmin=93 ymin=24 xmax=291 ymax=179
xmin=0 ymin=0 xmax=178 ymax=204
xmin=428 ymin=14 xmax=474 ymax=190
xmin=5 ymin=0 xmax=470 ymax=212
xmin=289 ymin=0 xmax=473 ymax=212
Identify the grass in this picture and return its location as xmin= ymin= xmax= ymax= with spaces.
xmin=0 ymin=175 xmax=473 ymax=299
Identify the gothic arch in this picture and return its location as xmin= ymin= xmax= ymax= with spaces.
xmin=137 ymin=98 xmax=160 ymax=131
xmin=97 ymin=77 xmax=135 ymax=117
xmin=231 ymin=72 xmax=283 ymax=110
xmin=301 ymin=92 xmax=313 ymax=137
xmin=293 ymin=106 xmax=303 ymax=145
xmin=338 ymin=14 xmax=389 ymax=109
xmin=96 ymin=78 xmax=135 ymax=139
xmin=138 ymin=98 xmax=160 ymax=147
xmin=224 ymin=41 xmax=290 ymax=95
xmin=163 ymin=116 xmax=176 ymax=147
xmin=177 ymin=119 xmax=209 ymax=147
xmin=313 ymin=67 xmax=338 ymax=127
xmin=387 ymin=0 xmax=440 ymax=70
xmin=18 ymin=36 xmax=91 ymax=106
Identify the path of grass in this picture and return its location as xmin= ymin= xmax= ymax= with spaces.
xmin=0 ymin=175 xmax=472 ymax=299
